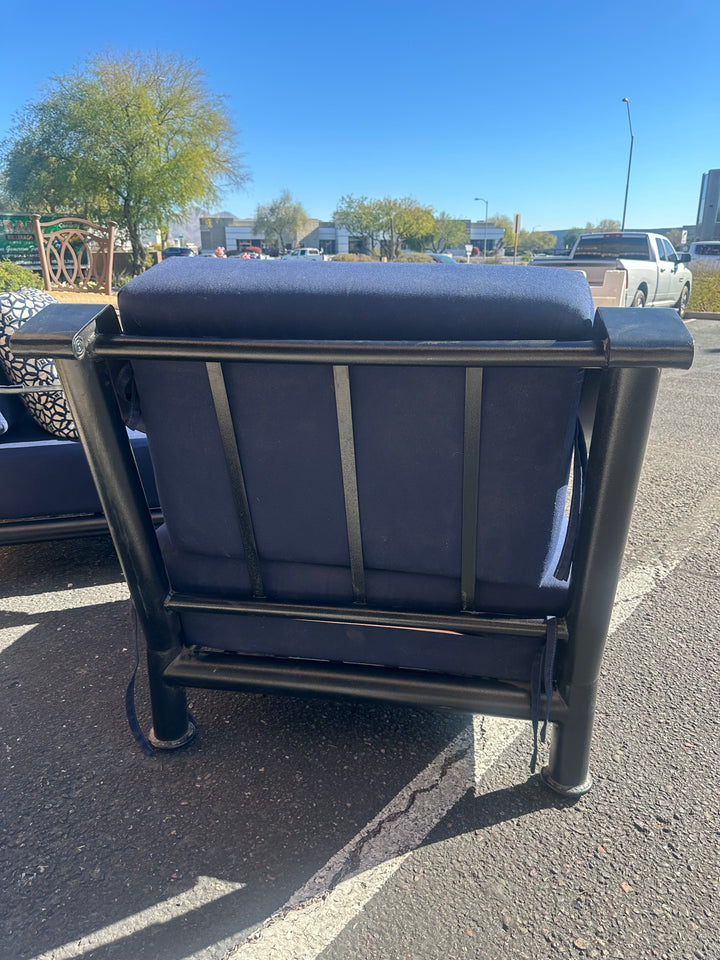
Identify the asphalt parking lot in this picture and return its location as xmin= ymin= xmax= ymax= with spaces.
xmin=1 ymin=319 xmax=719 ymax=960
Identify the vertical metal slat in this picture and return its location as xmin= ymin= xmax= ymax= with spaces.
xmin=206 ymin=362 xmax=265 ymax=599
xmin=461 ymin=367 xmax=484 ymax=610
xmin=333 ymin=365 xmax=367 ymax=605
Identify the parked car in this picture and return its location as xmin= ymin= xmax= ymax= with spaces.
xmin=530 ymin=231 xmax=692 ymax=316
xmin=688 ymin=241 xmax=720 ymax=268
xmin=281 ymin=248 xmax=326 ymax=261
xmin=427 ymin=253 xmax=459 ymax=264
xmin=162 ymin=246 xmax=196 ymax=258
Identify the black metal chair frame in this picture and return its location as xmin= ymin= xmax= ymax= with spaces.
xmin=0 ymin=510 xmax=163 ymax=547
xmin=12 ymin=301 xmax=693 ymax=796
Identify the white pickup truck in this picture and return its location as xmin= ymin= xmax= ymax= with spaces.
xmin=281 ymin=247 xmax=327 ymax=261
xmin=530 ymin=231 xmax=693 ymax=316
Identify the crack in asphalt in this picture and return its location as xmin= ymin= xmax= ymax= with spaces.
xmin=325 ymin=741 xmax=472 ymax=893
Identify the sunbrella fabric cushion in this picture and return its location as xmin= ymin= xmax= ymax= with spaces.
xmin=118 ymin=260 xmax=594 ymax=674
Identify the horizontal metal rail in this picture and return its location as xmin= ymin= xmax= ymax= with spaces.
xmin=88 ymin=334 xmax=607 ymax=367
xmin=166 ymin=591 xmax=568 ymax=641
xmin=162 ymin=647 xmax=569 ymax=723
xmin=0 ymin=384 xmax=65 ymax=395
xmin=0 ymin=507 xmax=163 ymax=546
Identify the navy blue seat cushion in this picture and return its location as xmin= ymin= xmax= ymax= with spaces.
xmin=176 ymin=607 xmax=547 ymax=686
xmin=0 ymin=366 xmax=26 ymax=435
xmin=0 ymin=410 xmax=159 ymax=521
xmin=119 ymin=260 xmax=594 ymax=675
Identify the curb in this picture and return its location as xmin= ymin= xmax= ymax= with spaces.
xmin=685 ymin=311 xmax=720 ymax=320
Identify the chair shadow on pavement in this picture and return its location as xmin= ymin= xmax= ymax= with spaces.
xmin=1 ymin=538 xmax=566 ymax=960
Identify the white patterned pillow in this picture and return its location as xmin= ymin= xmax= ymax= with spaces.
xmin=0 ymin=287 xmax=78 ymax=440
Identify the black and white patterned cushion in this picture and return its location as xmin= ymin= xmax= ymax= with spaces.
xmin=0 ymin=287 xmax=78 ymax=440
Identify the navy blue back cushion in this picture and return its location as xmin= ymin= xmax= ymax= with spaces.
xmin=119 ymin=260 xmax=593 ymax=643
xmin=120 ymin=258 xmax=593 ymax=341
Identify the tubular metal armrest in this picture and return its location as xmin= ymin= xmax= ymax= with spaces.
xmin=594 ymin=307 xmax=694 ymax=368
xmin=12 ymin=302 xmax=694 ymax=371
xmin=8 ymin=303 xmax=114 ymax=362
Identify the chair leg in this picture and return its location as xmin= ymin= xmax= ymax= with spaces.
xmin=541 ymin=681 xmax=596 ymax=796
xmin=146 ymin=651 xmax=196 ymax=750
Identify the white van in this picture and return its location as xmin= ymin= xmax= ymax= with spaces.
xmin=688 ymin=241 xmax=720 ymax=268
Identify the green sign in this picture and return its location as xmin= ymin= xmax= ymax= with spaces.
xmin=0 ymin=214 xmax=41 ymax=269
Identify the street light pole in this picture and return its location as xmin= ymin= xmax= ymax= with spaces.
xmin=474 ymin=197 xmax=489 ymax=259
xmin=621 ymin=98 xmax=634 ymax=231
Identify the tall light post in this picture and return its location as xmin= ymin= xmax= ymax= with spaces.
xmin=388 ymin=208 xmax=397 ymax=260
xmin=621 ymin=97 xmax=634 ymax=231
xmin=474 ymin=197 xmax=489 ymax=259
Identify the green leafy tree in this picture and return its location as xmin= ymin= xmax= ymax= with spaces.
xmin=563 ymin=219 xmax=622 ymax=251
xmin=562 ymin=227 xmax=584 ymax=250
xmin=377 ymin=197 xmax=434 ymax=259
xmin=423 ymin=212 xmax=469 ymax=253
xmin=0 ymin=176 xmax=13 ymax=210
xmin=532 ymin=231 xmax=558 ymax=252
xmin=255 ymin=190 xmax=309 ymax=253
xmin=333 ymin=194 xmax=384 ymax=255
xmin=2 ymin=51 xmax=246 ymax=275
xmin=517 ymin=230 xmax=556 ymax=254
xmin=334 ymin=195 xmax=434 ymax=259
xmin=490 ymin=214 xmax=515 ymax=250
xmin=595 ymin=218 xmax=622 ymax=232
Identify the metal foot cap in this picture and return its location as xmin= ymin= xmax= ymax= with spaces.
xmin=148 ymin=720 xmax=196 ymax=750
xmin=541 ymin=764 xmax=593 ymax=797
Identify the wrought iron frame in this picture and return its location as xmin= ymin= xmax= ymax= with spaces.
xmin=31 ymin=214 xmax=117 ymax=296
xmin=12 ymin=302 xmax=693 ymax=795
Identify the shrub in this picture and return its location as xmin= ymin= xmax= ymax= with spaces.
xmin=395 ymin=252 xmax=433 ymax=263
xmin=331 ymin=253 xmax=376 ymax=262
xmin=0 ymin=260 xmax=44 ymax=292
xmin=687 ymin=267 xmax=720 ymax=313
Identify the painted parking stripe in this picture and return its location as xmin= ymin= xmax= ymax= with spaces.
xmin=18 ymin=485 xmax=720 ymax=960
xmin=29 ymin=876 xmax=245 ymax=960
xmin=0 ymin=623 xmax=36 ymax=654
xmin=197 ymin=500 xmax=714 ymax=960
xmin=1 ymin=581 xmax=129 ymax=615
xmin=180 ymin=722 xmax=479 ymax=960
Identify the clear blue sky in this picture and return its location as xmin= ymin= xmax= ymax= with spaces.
xmin=2 ymin=0 xmax=719 ymax=231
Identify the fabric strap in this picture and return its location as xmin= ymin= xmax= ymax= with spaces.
xmin=530 ymin=615 xmax=558 ymax=773
xmin=553 ymin=419 xmax=587 ymax=582
xmin=125 ymin=603 xmax=155 ymax=756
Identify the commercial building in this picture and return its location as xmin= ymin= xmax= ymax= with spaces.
xmin=695 ymin=169 xmax=720 ymax=242
xmin=200 ymin=216 xmax=505 ymax=257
